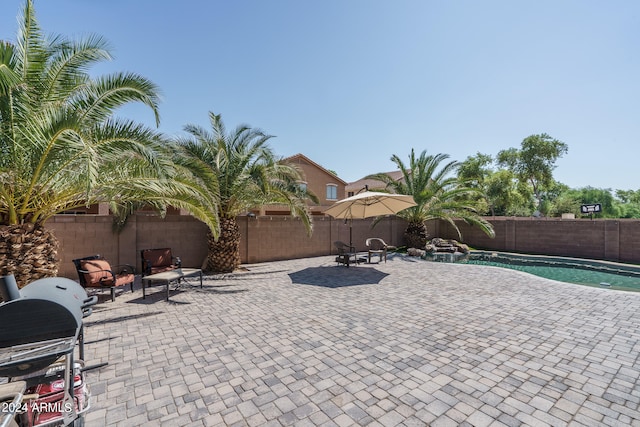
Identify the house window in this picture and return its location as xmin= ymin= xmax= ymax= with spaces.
xmin=348 ymin=191 xmax=354 ymax=197
xmin=326 ymin=184 xmax=338 ymax=200
xmin=298 ymin=182 xmax=307 ymax=192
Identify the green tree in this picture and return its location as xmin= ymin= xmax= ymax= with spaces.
xmin=176 ymin=112 xmax=316 ymax=273
xmin=617 ymin=203 xmax=640 ymax=218
xmin=615 ymin=189 xmax=640 ymax=204
xmin=456 ymin=153 xmax=492 ymax=214
xmin=0 ymin=1 xmax=217 ymax=286
xmin=458 ymin=153 xmax=531 ymax=216
xmin=614 ymin=189 xmax=640 ymax=218
xmin=497 ymin=133 xmax=568 ymax=212
xmin=574 ymin=187 xmax=619 ymax=218
xmin=548 ymin=189 xmax=581 ymax=217
xmin=457 ymin=152 xmax=494 ymax=189
xmin=485 ymin=169 xmax=532 ymax=216
xmin=367 ymin=149 xmax=494 ymax=249
xmin=537 ymin=180 xmax=569 ymax=217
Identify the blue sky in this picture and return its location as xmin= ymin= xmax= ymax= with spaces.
xmin=2 ymin=1 xmax=639 ymax=190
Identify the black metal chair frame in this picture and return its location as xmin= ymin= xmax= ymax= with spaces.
xmin=140 ymin=248 xmax=182 ymax=278
xmin=334 ymin=241 xmax=360 ymax=267
xmin=72 ymin=255 xmax=135 ymax=302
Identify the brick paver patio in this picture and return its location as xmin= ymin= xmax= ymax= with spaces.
xmin=82 ymin=254 xmax=640 ymax=426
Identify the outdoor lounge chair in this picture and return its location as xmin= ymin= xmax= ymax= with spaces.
xmin=72 ymin=255 xmax=135 ymax=302
xmin=140 ymin=248 xmax=181 ymax=277
xmin=334 ymin=241 xmax=359 ymax=267
xmin=366 ymin=238 xmax=389 ymax=263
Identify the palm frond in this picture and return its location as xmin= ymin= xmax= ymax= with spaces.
xmin=43 ymin=33 xmax=112 ymax=102
xmin=73 ymin=72 xmax=161 ymax=126
xmin=0 ymin=41 xmax=20 ymax=95
xmin=379 ymin=148 xmax=494 ymax=240
xmin=177 ymin=111 xmax=313 ymax=233
xmin=16 ymin=0 xmax=46 ymax=82
xmin=0 ymin=2 xmax=211 ymax=230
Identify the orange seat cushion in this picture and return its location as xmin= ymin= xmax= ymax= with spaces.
xmin=144 ymin=249 xmax=173 ymax=268
xmin=101 ymin=273 xmax=135 ymax=288
xmin=81 ymin=260 xmax=113 ymax=286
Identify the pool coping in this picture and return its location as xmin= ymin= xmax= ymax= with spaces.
xmin=468 ymin=250 xmax=640 ymax=277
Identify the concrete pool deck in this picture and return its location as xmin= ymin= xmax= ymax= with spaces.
xmin=82 ymin=254 xmax=640 ymax=426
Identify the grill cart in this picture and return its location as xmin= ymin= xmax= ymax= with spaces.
xmin=0 ymin=275 xmax=100 ymax=427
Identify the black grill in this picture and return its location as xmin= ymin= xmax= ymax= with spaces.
xmin=0 ymin=275 xmax=97 ymax=377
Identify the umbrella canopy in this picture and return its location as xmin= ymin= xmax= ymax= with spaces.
xmin=324 ymin=191 xmax=417 ymax=250
xmin=323 ymin=191 xmax=417 ymax=219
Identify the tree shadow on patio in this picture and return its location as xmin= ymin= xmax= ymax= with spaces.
xmin=288 ymin=266 xmax=389 ymax=288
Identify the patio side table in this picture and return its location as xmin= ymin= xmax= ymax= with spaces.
xmin=142 ymin=268 xmax=203 ymax=301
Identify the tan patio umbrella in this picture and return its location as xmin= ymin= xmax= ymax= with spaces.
xmin=324 ymin=191 xmax=417 ymax=248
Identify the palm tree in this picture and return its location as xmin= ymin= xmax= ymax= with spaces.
xmin=367 ymin=149 xmax=495 ymax=249
xmin=0 ymin=1 xmax=217 ymax=286
xmin=176 ymin=112 xmax=315 ymax=273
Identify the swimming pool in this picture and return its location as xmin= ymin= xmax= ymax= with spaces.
xmin=447 ymin=251 xmax=640 ymax=292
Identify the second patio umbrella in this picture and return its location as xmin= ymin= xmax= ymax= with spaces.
xmin=323 ymin=191 xmax=417 ymax=248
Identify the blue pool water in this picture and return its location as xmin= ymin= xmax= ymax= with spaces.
xmin=439 ymin=252 xmax=640 ymax=292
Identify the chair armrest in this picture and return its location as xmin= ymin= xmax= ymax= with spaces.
xmin=114 ymin=264 xmax=136 ymax=275
xmin=339 ymin=248 xmax=356 ymax=255
xmin=142 ymin=259 xmax=152 ymax=276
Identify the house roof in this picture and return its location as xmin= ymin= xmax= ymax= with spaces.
xmin=346 ymin=170 xmax=405 ymax=192
xmin=283 ymin=153 xmax=348 ymax=185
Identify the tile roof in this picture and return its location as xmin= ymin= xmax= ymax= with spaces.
xmin=346 ymin=170 xmax=405 ymax=192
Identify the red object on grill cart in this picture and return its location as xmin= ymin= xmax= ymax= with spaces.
xmin=24 ymin=361 xmax=90 ymax=426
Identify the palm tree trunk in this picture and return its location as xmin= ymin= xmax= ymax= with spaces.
xmin=204 ymin=217 xmax=241 ymax=273
xmin=404 ymin=221 xmax=429 ymax=249
xmin=0 ymin=224 xmax=59 ymax=288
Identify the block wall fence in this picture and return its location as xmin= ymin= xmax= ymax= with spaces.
xmin=43 ymin=215 xmax=640 ymax=279
xmin=433 ymin=217 xmax=640 ymax=264
xmin=46 ymin=214 xmax=407 ymax=279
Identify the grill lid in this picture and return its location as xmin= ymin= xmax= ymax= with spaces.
xmin=0 ymin=276 xmax=97 ymax=377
